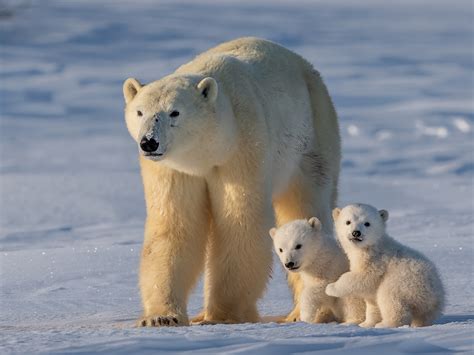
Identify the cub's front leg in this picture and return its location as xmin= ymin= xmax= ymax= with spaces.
xmin=326 ymin=272 xmax=359 ymax=298
xmin=300 ymin=280 xmax=334 ymax=323
xmin=326 ymin=270 xmax=381 ymax=299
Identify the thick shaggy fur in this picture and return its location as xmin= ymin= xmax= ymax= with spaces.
xmin=327 ymin=204 xmax=445 ymax=328
xmin=123 ymin=37 xmax=340 ymax=326
xmin=270 ymin=218 xmax=365 ymax=324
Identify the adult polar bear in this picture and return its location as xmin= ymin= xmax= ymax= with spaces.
xmin=123 ymin=37 xmax=341 ymax=326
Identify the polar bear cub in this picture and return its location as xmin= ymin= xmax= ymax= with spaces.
xmin=326 ymin=204 xmax=444 ymax=328
xmin=270 ymin=218 xmax=365 ymax=324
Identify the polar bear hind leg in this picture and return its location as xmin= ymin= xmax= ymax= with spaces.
xmin=375 ymin=286 xmax=412 ymax=328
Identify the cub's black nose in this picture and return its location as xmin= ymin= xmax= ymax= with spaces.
xmin=285 ymin=262 xmax=295 ymax=269
xmin=140 ymin=137 xmax=159 ymax=152
xmin=352 ymin=230 xmax=361 ymax=238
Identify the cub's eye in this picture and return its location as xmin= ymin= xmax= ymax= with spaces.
xmin=295 ymin=244 xmax=302 ymax=250
xmin=279 ymin=248 xmax=283 ymax=253
xmin=346 ymin=221 xmax=351 ymax=225
xmin=170 ymin=110 xmax=180 ymax=117
xmin=137 ymin=110 xmax=143 ymax=117
xmin=364 ymin=222 xmax=371 ymax=227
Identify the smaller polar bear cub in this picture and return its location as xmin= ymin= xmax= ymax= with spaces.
xmin=270 ymin=218 xmax=365 ymax=324
xmin=326 ymin=204 xmax=445 ymax=328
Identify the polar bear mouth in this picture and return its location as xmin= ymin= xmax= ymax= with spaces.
xmin=143 ymin=152 xmax=164 ymax=158
xmin=349 ymin=236 xmax=363 ymax=243
xmin=287 ymin=265 xmax=300 ymax=271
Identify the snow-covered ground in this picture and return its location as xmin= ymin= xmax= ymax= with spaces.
xmin=1 ymin=0 xmax=473 ymax=353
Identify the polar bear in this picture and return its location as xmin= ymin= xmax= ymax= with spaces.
xmin=270 ymin=217 xmax=365 ymax=324
xmin=326 ymin=204 xmax=444 ymax=328
xmin=122 ymin=37 xmax=341 ymax=326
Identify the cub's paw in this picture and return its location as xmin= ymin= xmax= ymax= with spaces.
xmin=325 ymin=283 xmax=340 ymax=297
xmin=137 ymin=315 xmax=187 ymax=327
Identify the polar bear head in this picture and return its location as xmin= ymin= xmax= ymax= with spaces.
xmin=332 ymin=204 xmax=389 ymax=248
xmin=122 ymin=74 xmax=237 ymax=176
xmin=269 ymin=217 xmax=324 ymax=272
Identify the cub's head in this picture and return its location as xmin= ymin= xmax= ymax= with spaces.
xmin=269 ymin=217 xmax=323 ymax=272
xmin=123 ymin=74 xmax=235 ymax=175
xmin=332 ymin=204 xmax=388 ymax=248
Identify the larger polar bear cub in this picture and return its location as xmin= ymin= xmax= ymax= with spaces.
xmin=327 ymin=204 xmax=445 ymax=328
xmin=122 ymin=37 xmax=341 ymax=326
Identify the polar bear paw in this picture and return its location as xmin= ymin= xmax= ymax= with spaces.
xmin=137 ymin=314 xmax=186 ymax=327
xmin=359 ymin=320 xmax=377 ymax=328
xmin=190 ymin=311 xmax=205 ymax=325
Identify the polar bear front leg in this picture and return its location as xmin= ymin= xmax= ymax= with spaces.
xmin=299 ymin=285 xmax=319 ymax=323
xmin=201 ymin=171 xmax=273 ymax=324
xmin=138 ymin=160 xmax=209 ymax=327
xmin=300 ymin=282 xmax=335 ymax=323
xmin=326 ymin=271 xmax=378 ymax=299
xmin=359 ymin=299 xmax=382 ymax=328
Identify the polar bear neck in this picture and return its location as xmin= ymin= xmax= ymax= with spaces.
xmin=347 ymin=232 xmax=393 ymax=271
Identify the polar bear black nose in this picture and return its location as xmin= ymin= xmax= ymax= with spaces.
xmin=140 ymin=137 xmax=159 ymax=152
xmin=285 ymin=261 xmax=295 ymax=269
xmin=352 ymin=230 xmax=361 ymax=238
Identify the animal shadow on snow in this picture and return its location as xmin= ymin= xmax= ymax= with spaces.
xmin=435 ymin=314 xmax=474 ymax=325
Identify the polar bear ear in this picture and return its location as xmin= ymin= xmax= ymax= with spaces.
xmin=379 ymin=209 xmax=389 ymax=222
xmin=197 ymin=77 xmax=218 ymax=102
xmin=332 ymin=208 xmax=341 ymax=221
xmin=308 ymin=217 xmax=321 ymax=231
xmin=269 ymin=228 xmax=277 ymax=239
xmin=123 ymin=78 xmax=142 ymax=104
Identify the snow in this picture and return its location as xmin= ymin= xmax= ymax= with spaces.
xmin=0 ymin=0 xmax=473 ymax=353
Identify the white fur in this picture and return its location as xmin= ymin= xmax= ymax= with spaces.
xmin=270 ymin=218 xmax=365 ymax=324
xmin=327 ymin=204 xmax=445 ymax=328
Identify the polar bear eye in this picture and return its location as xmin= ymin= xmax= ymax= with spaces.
xmin=137 ymin=110 xmax=143 ymax=117
xmin=279 ymin=248 xmax=283 ymax=253
xmin=364 ymin=222 xmax=371 ymax=227
xmin=346 ymin=221 xmax=351 ymax=225
xmin=170 ymin=110 xmax=180 ymax=117
xmin=295 ymin=244 xmax=302 ymax=250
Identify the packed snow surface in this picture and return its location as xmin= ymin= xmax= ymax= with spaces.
xmin=0 ymin=0 xmax=473 ymax=353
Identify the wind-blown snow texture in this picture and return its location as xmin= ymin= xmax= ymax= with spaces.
xmin=0 ymin=0 xmax=473 ymax=353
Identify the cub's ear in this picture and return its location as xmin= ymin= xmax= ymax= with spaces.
xmin=123 ymin=78 xmax=142 ymax=104
xmin=308 ymin=217 xmax=321 ymax=231
xmin=269 ymin=228 xmax=277 ymax=239
xmin=197 ymin=77 xmax=218 ymax=102
xmin=379 ymin=209 xmax=389 ymax=222
xmin=332 ymin=208 xmax=341 ymax=221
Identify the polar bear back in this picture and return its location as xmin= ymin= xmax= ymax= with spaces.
xmin=380 ymin=236 xmax=445 ymax=313
xmin=175 ymin=37 xmax=328 ymax=195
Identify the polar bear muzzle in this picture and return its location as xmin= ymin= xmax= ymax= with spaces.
xmin=137 ymin=112 xmax=170 ymax=158
xmin=140 ymin=136 xmax=159 ymax=153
